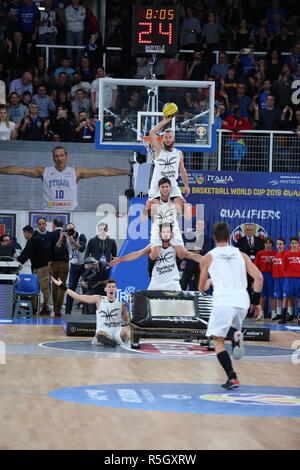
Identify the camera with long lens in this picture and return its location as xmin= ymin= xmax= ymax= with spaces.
xmin=83 ymin=257 xmax=100 ymax=288
xmin=82 ymin=268 xmax=99 ymax=287
xmin=62 ymin=228 xmax=75 ymax=236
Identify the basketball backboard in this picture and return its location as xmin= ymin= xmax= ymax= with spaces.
xmin=95 ymin=78 xmax=216 ymax=153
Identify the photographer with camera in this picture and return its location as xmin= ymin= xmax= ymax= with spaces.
xmin=81 ymin=257 xmax=110 ymax=314
xmin=56 ymin=223 xmax=87 ymax=314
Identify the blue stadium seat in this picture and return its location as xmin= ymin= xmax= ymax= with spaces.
xmin=14 ymin=274 xmax=40 ymax=318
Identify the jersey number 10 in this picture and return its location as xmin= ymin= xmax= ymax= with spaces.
xmin=55 ymin=190 xmax=64 ymax=199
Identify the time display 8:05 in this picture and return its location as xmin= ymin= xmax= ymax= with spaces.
xmin=138 ymin=9 xmax=175 ymax=20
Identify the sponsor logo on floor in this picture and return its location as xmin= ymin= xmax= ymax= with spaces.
xmin=48 ymin=384 xmax=300 ymax=417
xmin=122 ymin=340 xmax=215 ymax=356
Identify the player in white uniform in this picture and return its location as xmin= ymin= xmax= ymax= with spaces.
xmin=0 ymin=146 xmax=129 ymax=210
xmin=148 ymin=243 xmax=181 ymax=291
xmin=142 ymin=177 xmax=191 ymax=259
xmin=148 ymin=116 xmax=190 ymax=204
xmin=110 ymin=223 xmax=201 ymax=291
xmin=51 ymin=277 xmax=130 ymax=347
xmin=199 ymin=222 xmax=263 ymax=390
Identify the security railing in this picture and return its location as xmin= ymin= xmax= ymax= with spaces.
xmin=189 ymin=129 xmax=300 ymax=173
xmin=34 ymin=45 xmax=299 ymax=175
xmin=36 ymin=42 xmax=292 ymax=69
xmin=36 ymin=44 xmax=85 ymax=68
xmin=36 ymin=44 xmax=195 ymax=69
xmin=213 ymin=50 xmax=290 ymax=63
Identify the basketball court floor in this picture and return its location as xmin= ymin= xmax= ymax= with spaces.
xmin=0 ymin=315 xmax=299 ymax=451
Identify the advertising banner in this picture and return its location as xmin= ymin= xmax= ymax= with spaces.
xmin=113 ymin=171 xmax=300 ymax=299
xmin=183 ymin=171 xmax=300 ymax=246
xmin=185 ymin=171 xmax=300 ymax=200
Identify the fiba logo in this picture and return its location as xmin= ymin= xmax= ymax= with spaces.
xmin=104 ymin=122 xmax=114 ymax=132
xmin=230 ymin=223 xmax=268 ymax=246
xmin=200 ymin=393 xmax=300 ymax=406
xmin=192 ymin=173 xmax=205 ymax=185
xmin=196 ymin=126 xmax=206 ymax=137
xmin=70 ymin=326 xmax=77 ymax=333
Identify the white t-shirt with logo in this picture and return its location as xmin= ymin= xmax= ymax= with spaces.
xmin=150 ymin=198 xmax=184 ymax=247
xmin=149 ymin=147 xmax=182 ymax=199
xmin=96 ymin=297 xmax=123 ymax=330
xmin=148 ymin=245 xmax=181 ymax=291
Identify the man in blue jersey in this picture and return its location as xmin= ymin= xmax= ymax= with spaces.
xmin=18 ymin=0 xmax=40 ymax=44
xmin=0 ymin=146 xmax=129 ymax=210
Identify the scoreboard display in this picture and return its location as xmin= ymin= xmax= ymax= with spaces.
xmin=132 ymin=5 xmax=178 ymax=57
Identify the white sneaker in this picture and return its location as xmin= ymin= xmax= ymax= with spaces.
xmin=232 ymin=331 xmax=245 ymax=360
xmin=255 ymin=312 xmax=264 ymax=321
xmin=91 ymin=336 xmax=97 ymax=345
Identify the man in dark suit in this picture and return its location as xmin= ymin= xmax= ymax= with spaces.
xmin=48 ymin=217 xmax=69 ymax=317
xmin=35 ymin=217 xmax=52 ymax=314
xmin=18 ymin=225 xmax=48 ymax=270
xmin=180 ymin=219 xmax=211 ymax=290
xmin=36 ymin=217 xmax=52 ymax=258
xmin=5 ymin=31 xmax=34 ymax=80
xmin=237 ymin=223 xmax=265 ymax=260
xmin=237 ymin=223 xmax=265 ymax=310
xmin=18 ymin=225 xmax=49 ymax=314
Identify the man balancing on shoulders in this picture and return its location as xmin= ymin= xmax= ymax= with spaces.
xmin=110 ymin=223 xmax=201 ymax=291
xmin=147 ymin=111 xmax=190 ymax=210
xmin=141 ymin=177 xmax=191 ymax=260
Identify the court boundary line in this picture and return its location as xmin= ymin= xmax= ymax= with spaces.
xmin=37 ymin=340 xmax=296 ymax=360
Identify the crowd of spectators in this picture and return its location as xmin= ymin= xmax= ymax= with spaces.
xmin=0 ymin=0 xmax=300 ymax=143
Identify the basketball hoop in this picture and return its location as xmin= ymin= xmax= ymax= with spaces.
xmin=141 ymin=136 xmax=163 ymax=161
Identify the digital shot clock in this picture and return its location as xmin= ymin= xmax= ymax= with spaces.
xmin=132 ymin=5 xmax=179 ymax=57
